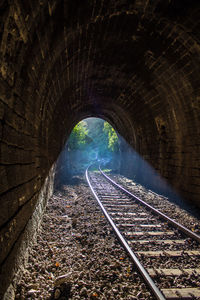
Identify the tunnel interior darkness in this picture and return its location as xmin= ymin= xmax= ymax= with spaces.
xmin=1 ymin=0 xmax=200 ymax=297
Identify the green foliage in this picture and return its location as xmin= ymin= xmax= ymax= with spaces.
xmin=68 ymin=118 xmax=119 ymax=159
xmin=68 ymin=121 xmax=88 ymax=150
xmin=103 ymin=122 xmax=119 ymax=152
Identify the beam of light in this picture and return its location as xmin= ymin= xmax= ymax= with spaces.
xmin=54 ymin=118 xmax=199 ymax=218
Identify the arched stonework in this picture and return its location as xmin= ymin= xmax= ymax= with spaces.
xmin=0 ymin=1 xmax=200 ymax=297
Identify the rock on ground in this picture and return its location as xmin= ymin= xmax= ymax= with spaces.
xmin=14 ymin=175 xmax=154 ymax=299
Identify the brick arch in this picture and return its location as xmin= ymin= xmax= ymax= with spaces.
xmin=1 ymin=1 xmax=200 ymax=297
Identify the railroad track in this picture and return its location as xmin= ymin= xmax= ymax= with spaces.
xmin=86 ymin=167 xmax=200 ymax=300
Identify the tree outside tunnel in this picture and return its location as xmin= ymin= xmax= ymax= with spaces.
xmin=54 ymin=118 xmax=120 ymax=186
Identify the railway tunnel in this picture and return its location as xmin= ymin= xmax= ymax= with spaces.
xmin=0 ymin=0 xmax=200 ymax=298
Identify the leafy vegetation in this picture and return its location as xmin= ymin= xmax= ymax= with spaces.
xmin=103 ymin=122 xmax=119 ymax=152
xmin=67 ymin=118 xmax=119 ymax=163
xmin=68 ymin=121 xmax=89 ymax=150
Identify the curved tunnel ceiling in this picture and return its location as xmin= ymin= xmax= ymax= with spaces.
xmin=1 ymin=0 xmax=200 ymax=203
xmin=1 ymin=1 xmax=200 ymax=296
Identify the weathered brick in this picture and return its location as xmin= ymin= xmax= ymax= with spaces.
xmin=2 ymin=124 xmax=36 ymax=150
xmin=0 ymin=143 xmax=35 ymax=164
xmin=1 ymin=0 xmax=200 ymax=297
xmin=0 ymin=166 xmax=9 ymax=194
xmin=5 ymin=164 xmax=37 ymax=191
xmin=0 ymin=193 xmax=38 ymax=264
xmin=0 ymin=101 xmax=5 ymax=120
xmin=0 ymin=177 xmax=40 ymax=227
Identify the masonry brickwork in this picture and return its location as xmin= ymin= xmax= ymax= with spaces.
xmin=0 ymin=0 xmax=200 ymax=297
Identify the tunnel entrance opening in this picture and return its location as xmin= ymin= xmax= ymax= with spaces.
xmin=54 ymin=117 xmax=120 ymax=188
xmin=54 ymin=117 xmax=183 ymax=209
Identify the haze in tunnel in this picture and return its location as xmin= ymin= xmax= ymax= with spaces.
xmin=54 ymin=117 xmax=188 ymax=212
xmin=54 ymin=118 xmax=120 ymax=186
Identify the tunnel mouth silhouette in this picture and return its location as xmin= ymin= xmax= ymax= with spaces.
xmin=54 ymin=117 xmax=121 ymax=186
xmin=54 ymin=117 xmax=187 ymax=212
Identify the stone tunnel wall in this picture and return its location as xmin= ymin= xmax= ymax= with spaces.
xmin=1 ymin=0 xmax=200 ymax=297
xmin=0 ymin=166 xmax=55 ymax=299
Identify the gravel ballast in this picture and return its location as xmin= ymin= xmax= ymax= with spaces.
xmin=14 ymin=176 xmax=153 ymax=299
xmin=13 ymin=174 xmax=200 ymax=299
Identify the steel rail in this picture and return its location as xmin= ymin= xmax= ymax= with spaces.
xmin=99 ymin=167 xmax=200 ymax=244
xmin=86 ymin=166 xmax=166 ymax=300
